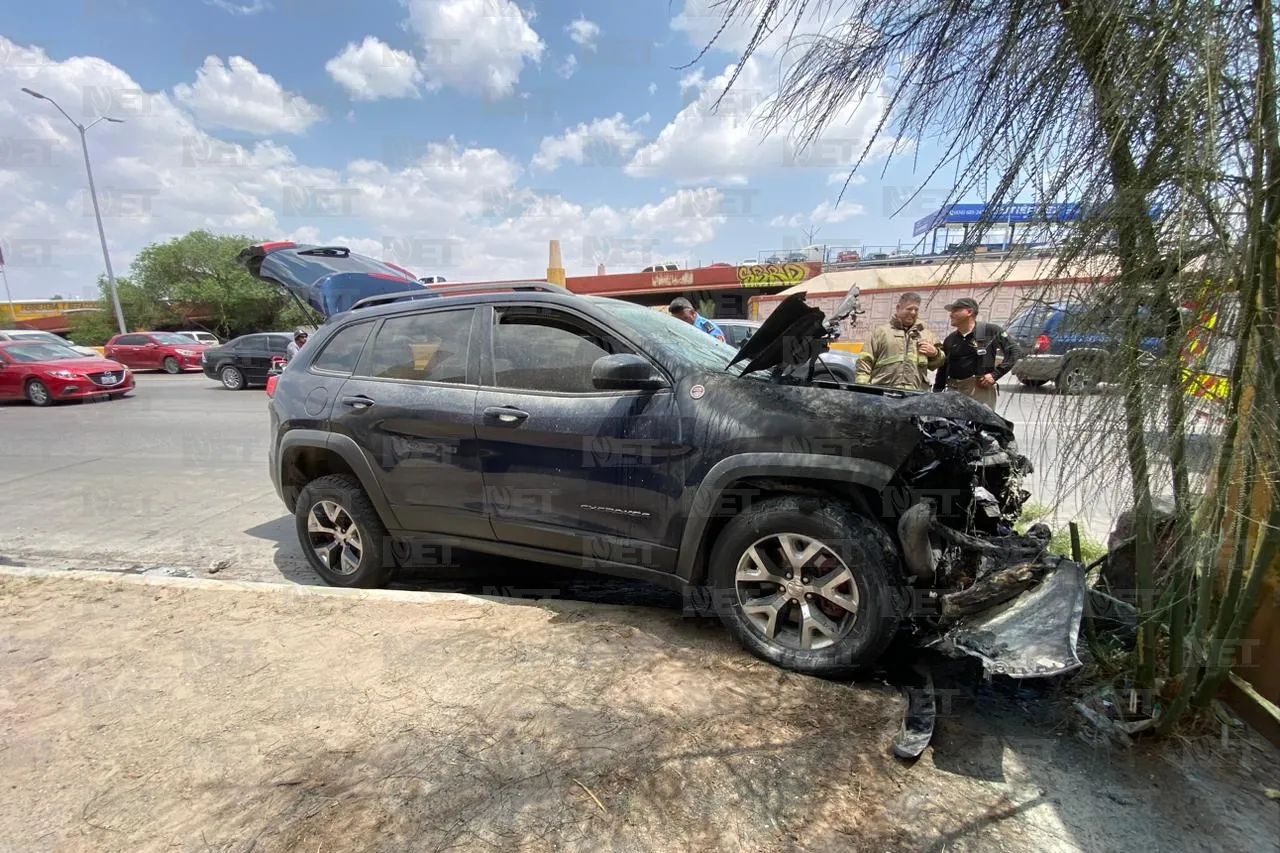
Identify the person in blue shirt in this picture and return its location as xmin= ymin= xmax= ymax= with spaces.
xmin=668 ymin=297 xmax=726 ymax=343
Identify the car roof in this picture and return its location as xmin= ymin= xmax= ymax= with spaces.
xmin=325 ymin=284 xmax=607 ymax=326
xmin=0 ymin=339 xmax=77 ymax=349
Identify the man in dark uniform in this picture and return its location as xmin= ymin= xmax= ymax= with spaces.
xmin=932 ymin=297 xmax=1019 ymax=408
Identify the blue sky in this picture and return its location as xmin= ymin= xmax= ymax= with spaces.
xmin=0 ymin=0 xmax=959 ymax=300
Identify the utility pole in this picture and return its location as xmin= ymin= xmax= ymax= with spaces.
xmin=21 ymin=87 xmax=128 ymax=335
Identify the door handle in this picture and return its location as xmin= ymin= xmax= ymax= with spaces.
xmin=483 ymin=406 xmax=529 ymax=424
xmin=341 ymin=395 xmax=375 ymax=409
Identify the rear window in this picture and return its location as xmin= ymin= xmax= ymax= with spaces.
xmin=1006 ymin=306 xmax=1054 ymax=337
xmin=311 ymin=321 xmax=374 ymax=374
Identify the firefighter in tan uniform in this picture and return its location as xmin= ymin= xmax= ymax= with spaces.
xmin=855 ymin=292 xmax=947 ymax=391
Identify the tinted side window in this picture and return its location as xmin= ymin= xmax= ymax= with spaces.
xmin=359 ymin=308 xmax=474 ymax=384
xmin=491 ymin=308 xmax=623 ymax=394
xmin=235 ymin=335 xmax=264 ymax=352
xmin=267 ymin=336 xmax=290 ymax=355
xmin=311 ymin=322 xmax=374 ymax=375
xmin=117 ymin=334 xmax=147 ymax=346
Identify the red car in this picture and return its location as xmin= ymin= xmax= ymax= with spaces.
xmin=104 ymin=331 xmax=210 ymax=373
xmin=0 ymin=340 xmax=135 ymax=406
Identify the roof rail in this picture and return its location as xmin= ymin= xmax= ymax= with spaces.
xmin=348 ymin=280 xmax=570 ymax=312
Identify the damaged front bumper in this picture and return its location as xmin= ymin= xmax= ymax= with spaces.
xmin=894 ymin=417 xmax=1090 ymax=680
xmin=899 ymin=503 xmax=1089 ymax=679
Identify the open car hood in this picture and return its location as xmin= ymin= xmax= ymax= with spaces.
xmin=727 ymin=293 xmax=828 ymax=376
xmin=236 ymin=242 xmax=430 ymax=319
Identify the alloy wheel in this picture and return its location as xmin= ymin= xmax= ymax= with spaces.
xmin=221 ymin=366 xmax=243 ymax=390
xmin=1061 ymin=364 xmax=1092 ymax=394
xmin=306 ymin=500 xmax=364 ymax=576
xmin=26 ymin=380 xmax=51 ymax=406
xmin=734 ymin=533 xmax=861 ymax=651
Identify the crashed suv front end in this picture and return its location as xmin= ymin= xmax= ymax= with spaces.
xmin=891 ymin=413 xmax=1087 ymax=679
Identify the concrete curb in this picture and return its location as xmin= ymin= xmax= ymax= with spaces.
xmin=0 ymin=564 xmax=485 ymax=605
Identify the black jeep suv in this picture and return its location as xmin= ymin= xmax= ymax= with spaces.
xmin=240 ymin=242 xmax=1088 ymax=681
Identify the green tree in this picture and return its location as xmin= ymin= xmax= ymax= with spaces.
xmin=65 ymin=311 xmax=119 ymax=347
xmin=126 ymin=230 xmax=282 ymax=338
xmin=705 ymin=0 xmax=1278 ymax=734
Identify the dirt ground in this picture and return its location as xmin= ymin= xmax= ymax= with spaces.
xmin=1 ymin=570 xmax=1278 ymax=853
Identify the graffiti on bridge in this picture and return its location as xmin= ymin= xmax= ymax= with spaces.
xmin=737 ymin=263 xmax=808 ymax=287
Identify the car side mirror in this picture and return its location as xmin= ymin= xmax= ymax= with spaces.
xmin=591 ymin=354 xmax=667 ymax=391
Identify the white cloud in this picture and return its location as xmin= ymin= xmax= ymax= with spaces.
xmin=630 ymin=188 xmax=727 ymax=246
xmin=670 ymin=0 xmax=833 ymax=57
xmin=325 ymin=36 xmax=424 ymax=101
xmin=828 ymin=172 xmax=868 ymax=186
xmin=173 ymin=56 xmax=324 ymax=135
xmin=566 ymin=18 xmax=600 ymax=51
xmin=558 ymin=55 xmax=579 ymax=79
xmin=205 ymin=0 xmax=268 ymax=14
xmin=0 ymin=36 xmax=725 ymax=299
xmin=648 ymin=82 xmax=658 ymax=95
xmin=769 ymin=200 xmax=866 ymax=229
xmin=626 ymin=56 xmax=892 ymax=184
xmin=628 ymin=2 xmax=897 ymax=184
xmin=404 ymin=0 xmax=546 ymax=100
xmin=532 ymin=114 xmax=650 ymax=172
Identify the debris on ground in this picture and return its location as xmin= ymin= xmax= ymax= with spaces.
xmin=1 ymin=570 xmax=1277 ymax=853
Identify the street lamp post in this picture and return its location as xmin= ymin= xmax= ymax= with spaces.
xmin=21 ymin=87 xmax=128 ymax=335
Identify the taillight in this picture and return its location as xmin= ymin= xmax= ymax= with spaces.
xmin=266 ymin=374 xmax=278 ymax=397
xmin=1035 ymin=335 xmax=1050 ymax=353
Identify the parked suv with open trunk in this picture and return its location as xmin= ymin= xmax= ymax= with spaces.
xmin=240 ymin=241 xmax=1088 ymax=681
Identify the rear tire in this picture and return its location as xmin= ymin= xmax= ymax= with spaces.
xmin=295 ymin=474 xmax=393 ymax=588
xmin=1056 ymin=359 xmax=1099 ymax=394
xmin=220 ymin=365 xmax=245 ymax=390
xmin=708 ymin=495 xmax=905 ymax=678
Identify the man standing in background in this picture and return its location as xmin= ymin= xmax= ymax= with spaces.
xmin=286 ymin=329 xmax=308 ymax=362
xmin=855 ymin=291 xmax=946 ymax=391
xmin=669 ymin=297 xmax=726 ymax=343
xmin=933 ymin=297 xmax=1020 ymax=408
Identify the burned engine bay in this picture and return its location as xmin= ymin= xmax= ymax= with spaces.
xmin=891 ymin=414 xmax=1088 ymax=681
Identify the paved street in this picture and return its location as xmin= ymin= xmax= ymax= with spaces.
xmin=0 ymin=371 xmax=1132 ymax=588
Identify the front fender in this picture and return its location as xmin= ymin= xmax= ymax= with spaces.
xmin=675 ymin=452 xmax=897 ymax=583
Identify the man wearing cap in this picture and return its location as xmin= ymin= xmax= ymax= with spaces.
xmin=855 ymin=291 xmax=946 ymax=391
xmin=932 ymin=297 xmax=1019 ymax=408
xmin=286 ymin=329 xmax=309 ymax=362
xmin=669 ymin=297 xmax=726 ymax=343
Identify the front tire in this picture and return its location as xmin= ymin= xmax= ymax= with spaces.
xmin=25 ymin=379 xmax=53 ymax=407
xmin=708 ymin=496 xmax=905 ymax=678
xmin=162 ymin=356 xmax=181 ymax=374
xmin=295 ymin=474 xmax=393 ymax=588
xmin=220 ymin=365 xmax=245 ymax=390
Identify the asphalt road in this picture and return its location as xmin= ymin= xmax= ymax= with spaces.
xmin=0 ymin=371 xmax=1134 ymax=590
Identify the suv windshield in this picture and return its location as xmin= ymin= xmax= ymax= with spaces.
xmin=3 ymin=342 xmax=83 ymax=362
xmin=593 ymin=300 xmax=753 ymax=374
